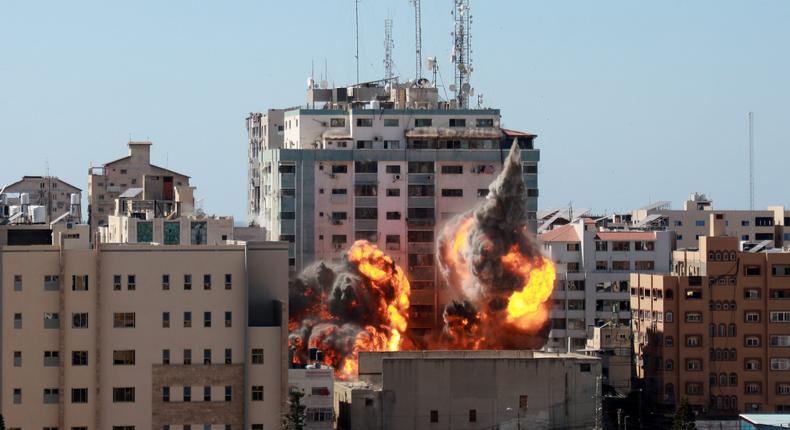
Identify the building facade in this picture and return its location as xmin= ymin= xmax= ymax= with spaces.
xmin=335 ymin=350 xmax=601 ymax=430
xmin=2 ymin=176 xmax=82 ymax=223
xmin=0 ymin=221 xmax=288 ymax=430
xmin=88 ymin=141 xmax=190 ymax=239
xmin=247 ymin=82 xmax=540 ymax=335
xmin=288 ymin=366 xmax=335 ymax=430
xmin=585 ymin=323 xmax=633 ymax=395
xmin=632 ymin=193 xmax=787 ymax=249
xmin=540 ymin=219 xmax=673 ymax=350
xmin=631 ymin=213 xmax=790 ymax=416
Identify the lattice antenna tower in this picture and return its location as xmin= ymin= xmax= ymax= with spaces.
xmin=410 ymin=0 xmax=422 ymax=79
xmin=384 ymin=17 xmax=394 ymax=80
xmin=451 ymin=0 xmax=473 ymax=108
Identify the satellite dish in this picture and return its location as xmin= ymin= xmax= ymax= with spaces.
xmin=320 ymin=80 xmax=328 ymax=89
xmin=469 ymin=87 xmax=475 ymax=97
xmin=449 ymin=84 xmax=457 ymax=92
xmin=461 ymin=83 xmax=471 ymax=94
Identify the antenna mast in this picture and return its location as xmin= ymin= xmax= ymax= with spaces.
xmin=748 ymin=111 xmax=755 ymax=210
xmin=384 ymin=17 xmax=394 ymax=80
xmin=451 ymin=0 xmax=473 ymax=108
xmin=411 ymin=0 xmax=422 ymax=79
xmin=355 ymin=0 xmax=360 ymax=83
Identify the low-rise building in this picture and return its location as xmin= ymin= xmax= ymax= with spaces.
xmin=2 ymin=175 xmax=82 ymax=223
xmin=288 ymin=366 xmax=335 ymax=429
xmin=585 ymin=323 xmax=633 ymax=395
xmin=335 ymin=350 xmax=601 ymax=430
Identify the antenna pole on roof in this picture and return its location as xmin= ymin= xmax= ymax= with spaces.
xmin=355 ymin=0 xmax=360 ymax=84
xmin=748 ymin=111 xmax=755 ymax=211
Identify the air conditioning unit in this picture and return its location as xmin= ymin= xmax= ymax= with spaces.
xmin=373 ymin=136 xmax=382 ymax=141
xmin=393 ymin=174 xmax=402 ymax=181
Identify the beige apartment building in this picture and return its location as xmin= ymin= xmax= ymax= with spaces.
xmin=631 ymin=212 xmax=790 ymax=416
xmin=88 ymin=141 xmax=190 ymax=239
xmin=633 ymin=193 xmax=787 ymax=249
xmin=0 ymin=217 xmax=288 ymax=429
xmin=585 ymin=323 xmax=632 ymax=395
xmin=2 ymin=176 xmax=82 ymax=223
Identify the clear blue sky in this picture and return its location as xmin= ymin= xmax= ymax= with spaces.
xmin=2 ymin=1 xmax=789 ymax=221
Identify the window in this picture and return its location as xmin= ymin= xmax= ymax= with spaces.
xmin=415 ymin=118 xmax=432 ymax=127
xmin=771 ymin=358 xmax=790 ymax=371
xmin=204 ymin=274 xmax=212 ymax=290
xmin=72 ymin=350 xmax=88 ymax=366
xmin=330 ymin=118 xmax=346 ymax=127
xmin=476 ymin=118 xmax=494 ymax=127
xmin=686 ymin=383 xmax=703 ymax=395
xmin=112 ymin=387 xmax=135 ymax=402
xmin=43 ymin=388 xmax=60 ymax=404
xmin=13 ymin=312 xmax=22 ymax=329
xmin=745 ymin=266 xmax=761 ymax=276
xmin=665 ymin=311 xmax=674 ymax=323
xmin=385 ymin=211 xmax=401 ymax=220
xmin=13 ymin=274 xmax=22 ymax=291
xmin=127 ymin=274 xmax=136 ymax=290
xmin=225 ymin=386 xmax=232 ymax=402
xmin=204 ymin=349 xmax=211 ymax=365
xmin=745 ymin=336 xmax=760 ymax=347
xmin=596 ymin=261 xmax=608 ymax=271
xmin=383 ymin=118 xmax=399 ymax=127
xmin=184 ymin=274 xmax=192 ymax=290
xmin=113 ymin=350 xmax=136 ymax=365
xmin=746 ymin=359 xmax=761 ymax=371
xmin=778 ymin=383 xmax=790 ymax=395
xmin=771 ymin=335 xmax=790 ymax=347
xmin=225 ymin=348 xmax=232 ymax=364
xmin=331 ymin=164 xmax=348 ymax=174
xmin=162 ymin=274 xmax=170 ymax=290
xmin=225 ymin=273 xmax=232 ymax=290
xmin=184 ymin=311 xmax=192 ymax=328
xmin=44 ymin=274 xmax=59 ymax=291
xmin=252 ymin=385 xmax=264 ymax=401
xmin=612 ymin=241 xmax=630 ymax=251
xmin=441 ymin=189 xmax=463 ymax=197
xmin=665 ymin=360 xmax=674 ymax=371
xmin=595 ymin=241 xmax=608 ymax=251
xmin=72 ymin=388 xmax=88 ymax=403
xmin=356 ymin=118 xmax=373 ymax=127
xmin=635 ymin=261 xmax=655 ymax=271
xmin=745 ymin=382 xmax=762 ymax=394
xmin=113 ymin=312 xmax=135 ymax=328
xmin=13 ymin=387 xmax=21 ymax=404
xmin=162 ymin=386 xmax=170 ymax=402
xmin=468 ymin=409 xmax=477 ymax=422
xmin=72 ymin=312 xmax=89 ymax=328
xmin=204 ymin=311 xmax=212 ymax=327
xmin=252 ymin=348 xmax=265 ymax=364
xmin=113 ymin=274 xmax=122 ymax=290
xmin=204 ymin=386 xmax=211 ymax=401
xmin=430 ymin=410 xmax=439 ymax=423
xmin=354 ymin=161 xmax=378 ymax=173
xmin=635 ymin=241 xmax=655 ymax=251
xmin=773 ymin=265 xmax=790 ymax=277
xmin=44 ymin=350 xmax=60 ymax=367
xmin=183 ymin=349 xmax=192 ymax=365
xmin=686 ymin=290 xmax=702 ymax=299
xmin=13 ymin=350 xmax=21 ymax=367
xmin=183 ymin=386 xmax=192 ymax=402
xmin=225 ymin=311 xmax=232 ymax=327
xmin=687 ymin=359 xmax=703 ymax=371
xmin=162 ymin=312 xmax=170 ymax=328
xmin=771 ymin=311 xmax=790 ymax=322
xmin=477 ymin=188 xmax=488 ymax=197
xmin=745 ymin=311 xmax=761 ymax=323
xmin=745 ymin=289 xmax=761 ymax=300
xmin=695 ymin=220 xmax=705 ymax=227
xmin=441 ymin=165 xmax=464 ymax=175
xmin=72 ymin=275 xmax=89 ymax=291
xmin=686 ymin=336 xmax=702 ymax=347
xmin=162 ymin=349 xmax=170 ymax=365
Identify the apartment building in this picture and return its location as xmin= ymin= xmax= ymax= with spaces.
xmin=632 ymin=193 xmax=787 ymax=249
xmin=631 ymin=213 xmax=790 ymax=416
xmin=288 ymin=366 xmax=334 ymax=430
xmin=584 ymin=323 xmax=632 ymax=395
xmin=88 ymin=141 xmax=190 ymax=239
xmin=0 ymin=219 xmax=288 ymax=429
xmin=540 ymin=218 xmax=673 ymax=350
xmin=247 ymin=81 xmax=540 ymax=334
xmin=2 ymin=176 xmax=81 ymax=223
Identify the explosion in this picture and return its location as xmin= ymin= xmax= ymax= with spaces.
xmin=436 ymin=141 xmax=556 ymax=349
xmin=288 ymin=240 xmax=411 ymax=379
xmin=289 ymin=141 xmax=556 ymax=378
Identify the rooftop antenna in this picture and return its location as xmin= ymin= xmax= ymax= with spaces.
xmin=410 ymin=0 xmax=422 ymax=80
xmin=748 ymin=111 xmax=755 ymax=210
xmin=355 ymin=0 xmax=360 ymax=84
xmin=451 ymin=0 xmax=473 ymax=108
xmin=384 ymin=17 xmax=394 ymax=80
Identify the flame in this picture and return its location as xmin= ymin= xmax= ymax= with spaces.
xmin=502 ymin=249 xmax=556 ymax=332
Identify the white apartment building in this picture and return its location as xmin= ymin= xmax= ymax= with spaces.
xmin=0 ymin=218 xmax=288 ymax=430
xmin=540 ymin=219 xmax=674 ymax=350
xmin=632 ymin=193 xmax=787 ymax=249
xmin=288 ymin=366 xmax=335 ymax=430
xmin=247 ymin=81 xmax=540 ymax=335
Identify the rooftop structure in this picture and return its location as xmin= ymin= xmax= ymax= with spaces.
xmin=88 ymin=141 xmax=190 ymax=240
xmin=1 ymin=176 xmax=81 ymax=225
xmin=335 ymin=350 xmax=601 ymax=430
xmin=288 ymin=366 xmax=335 ymax=429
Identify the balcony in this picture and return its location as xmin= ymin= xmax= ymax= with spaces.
xmin=354 ymin=173 xmax=378 ymax=184
xmin=355 ymin=196 xmax=378 ymax=207
xmin=406 ymin=218 xmax=435 ymax=227
xmin=355 ymin=219 xmax=378 ymax=230
xmin=408 ymin=266 xmax=435 ymax=281
xmin=408 ymin=197 xmax=435 ymax=208
xmin=280 ymin=221 xmax=295 ymax=235
xmin=280 ymin=197 xmax=295 ymax=212
xmin=280 ymin=174 xmax=295 ymax=188
xmin=330 ymin=195 xmax=349 ymax=204
xmin=408 ymin=174 xmax=435 ymax=185
xmin=408 ymin=242 xmax=434 ymax=253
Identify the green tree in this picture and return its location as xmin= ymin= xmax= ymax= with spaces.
xmin=672 ymin=398 xmax=696 ymax=430
xmin=283 ymin=389 xmax=307 ymax=430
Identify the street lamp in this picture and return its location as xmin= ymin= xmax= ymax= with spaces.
xmin=505 ymin=407 xmax=521 ymax=430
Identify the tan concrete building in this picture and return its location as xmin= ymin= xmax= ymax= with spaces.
xmin=585 ymin=323 xmax=632 ymax=395
xmin=288 ymin=366 xmax=334 ymax=430
xmin=0 ymin=220 xmax=289 ymax=430
xmin=88 ymin=141 xmax=190 ymax=239
xmin=632 ymin=193 xmax=787 ymax=249
xmin=335 ymin=350 xmax=601 ymax=430
xmin=631 ymin=212 xmax=790 ymax=416
xmin=2 ymin=176 xmax=81 ymax=223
